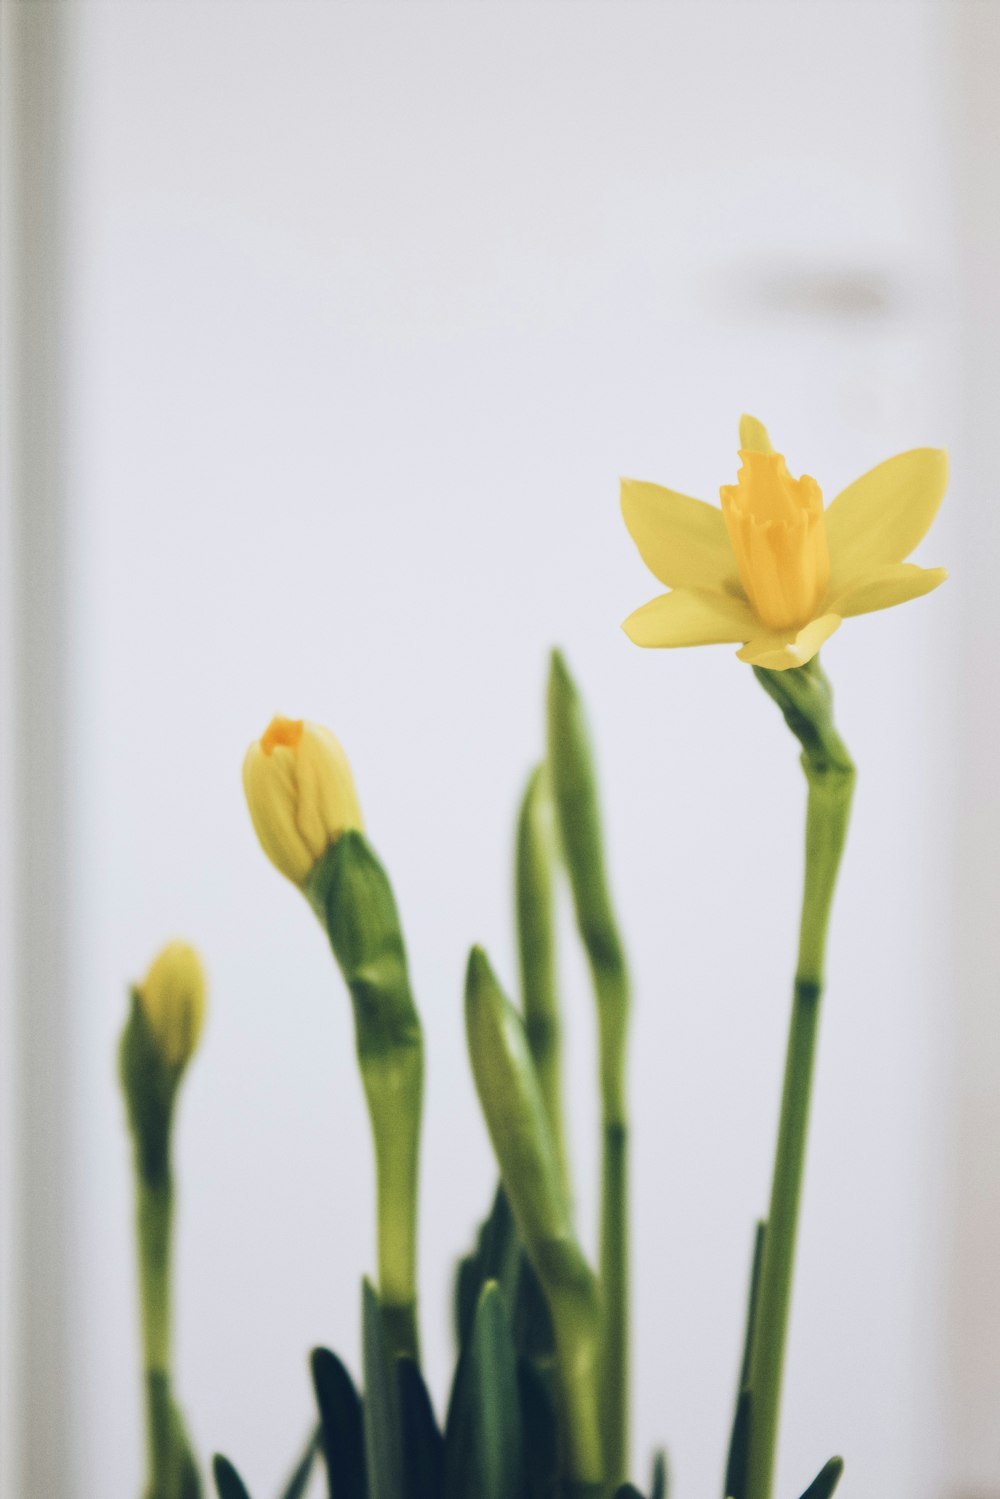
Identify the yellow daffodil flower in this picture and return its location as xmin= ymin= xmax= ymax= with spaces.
xmin=243 ymin=716 xmax=363 ymax=886
xmin=621 ymin=415 xmax=947 ymax=670
xmin=137 ymin=940 xmax=207 ymax=1068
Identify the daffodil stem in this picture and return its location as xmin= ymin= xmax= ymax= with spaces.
xmin=306 ymin=832 xmax=424 ymax=1364
xmin=138 ymin=1174 xmax=172 ymax=1378
xmin=597 ymin=968 xmax=629 ymax=1492
xmin=134 ymin=1170 xmax=200 ymax=1499
xmin=547 ymin=651 xmax=632 ymax=1489
xmin=745 ymin=658 xmax=855 ymax=1499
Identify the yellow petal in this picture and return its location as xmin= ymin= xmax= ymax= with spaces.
xmin=736 ymin=613 xmax=841 ymax=671
xmin=622 ymin=588 xmax=757 ymax=648
xmin=824 ymin=448 xmax=948 ymax=590
xmin=738 ymin=414 xmax=774 ymax=454
xmin=828 ymin=562 xmax=947 ymax=619
xmin=620 ymin=478 xmax=739 ymax=592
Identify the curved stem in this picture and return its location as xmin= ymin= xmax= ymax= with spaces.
xmin=307 ymin=832 xmax=425 ymax=1364
xmin=745 ymin=659 xmax=855 ymax=1499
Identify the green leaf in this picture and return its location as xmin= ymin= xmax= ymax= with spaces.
xmin=444 ymin=1282 xmax=522 ymax=1499
xmin=724 ymin=1221 xmax=766 ymax=1499
xmin=454 ymin=1184 xmax=556 ymax=1376
xmin=650 ymin=1449 xmax=668 ymax=1499
xmin=798 ymin=1457 xmax=844 ymax=1499
xmin=277 ymin=1430 xmax=318 ymax=1499
xmin=454 ymin=1185 xmax=520 ymax=1350
xmin=517 ymin=1358 xmax=559 ymax=1499
xmin=311 ymin=1349 xmax=366 ymax=1499
xmin=180 ymin=1443 xmax=204 ymax=1499
xmin=397 ymin=1357 xmax=444 ymax=1499
xmin=723 ymin=1392 xmax=751 ymax=1499
xmin=362 ymin=1280 xmax=404 ymax=1499
xmin=512 ymin=1251 xmax=556 ymax=1366
xmin=213 ymin=1455 xmax=253 ymax=1499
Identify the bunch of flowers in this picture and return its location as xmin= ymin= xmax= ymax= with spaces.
xmin=118 ymin=416 xmax=946 ymax=1499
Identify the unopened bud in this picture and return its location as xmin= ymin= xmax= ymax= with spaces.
xmin=243 ymin=716 xmax=363 ymax=887
xmin=137 ymin=940 xmax=206 ymax=1069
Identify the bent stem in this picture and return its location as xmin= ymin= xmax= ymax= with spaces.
xmin=745 ymin=657 xmax=855 ymax=1499
xmin=306 ymin=832 xmax=424 ymax=1364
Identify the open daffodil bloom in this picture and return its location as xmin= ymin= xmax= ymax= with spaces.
xmin=621 ymin=415 xmax=947 ymax=670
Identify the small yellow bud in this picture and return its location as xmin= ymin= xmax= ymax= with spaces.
xmin=243 ymin=716 xmax=363 ymax=887
xmin=137 ymin=941 xmax=207 ymax=1068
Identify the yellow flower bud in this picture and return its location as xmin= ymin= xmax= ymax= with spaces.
xmin=137 ymin=940 xmax=207 ymax=1069
xmin=242 ymin=715 xmax=363 ymax=887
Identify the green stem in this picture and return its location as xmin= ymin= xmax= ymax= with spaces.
xmin=599 ymin=1118 xmax=628 ymax=1486
xmin=596 ymin=968 xmax=629 ymax=1491
xmin=137 ymin=1174 xmax=199 ymax=1499
xmin=138 ymin=1175 xmax=173 ymax=1378
xmin=369 ymin=1055 xmax=422 ymax=1361
xmin=547 ymin=651 xmax=631 ymax=1488
xmin=745 ymin=659 xmax=855 ymax=1499
xmin=306 ymin=831 xmax=424 ymax=1363
xmin=139 ymin=1176 xmax=175 ymax=1498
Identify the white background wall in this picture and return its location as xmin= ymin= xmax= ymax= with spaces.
xmin=5 ymin=3 xmax=998 ymax=1497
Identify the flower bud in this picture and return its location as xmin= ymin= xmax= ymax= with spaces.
xmin=243 ymin=716 xmax=363 ymax=887
xmin=137 ymin=940 xmax=207 ymax=1069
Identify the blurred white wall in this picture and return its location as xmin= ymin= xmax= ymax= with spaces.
xmin=6 ymin=2 xmax=997 ymax=1497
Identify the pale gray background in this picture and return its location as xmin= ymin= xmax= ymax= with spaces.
xmin=3 ymin=3 xmax=999 ymax=1497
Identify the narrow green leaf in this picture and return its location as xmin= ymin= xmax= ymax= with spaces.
xmin=362 ymin=1280 xmax=403 ymax=1499
xmin=650 ymin=1449 xmax=668 ymax=1499
xmin=512 ymin=1251 xmax=556 ymax=1366
xmin=310 ymin=1349 xmax=366 ymax=1499
xmin=180 ymin=1444 xmax=204 ymax=1499
xmin=444 ymin=1282 xmax=522 ymax=1499
xmin=723 ymin=1392 xmax=751 ymax=1499
xmin=213 ymin=1455 xmax=253 ymax=1499
xmin=276 ymin=1429 xmax=319 ymax=1499
xmin=739 ymin=1222 xmax=767 ymax=1391
xmin=517 ymin=1358 xmax=559 ymax=1499
xmin=397 ymin=1357 xmax=444 ymax=1499
xmin=454 ymin=1185 xmax=520 ymax=1350
xmin=724 ymin=1221 xmax=766 ymax=1499
xmin=798 ymin=1457 xmax=844 ymax=1499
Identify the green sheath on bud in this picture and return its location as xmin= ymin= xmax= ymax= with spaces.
xmin=306 ymin=830 xmax=424 ymax=1362
xmin=547 ymin=649 xmax=631 ymax=1486
xmin=515 ymin=764 xmax=569 ymax=1198
xmin=465 ymin=946 xmax=602 ymax=1486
